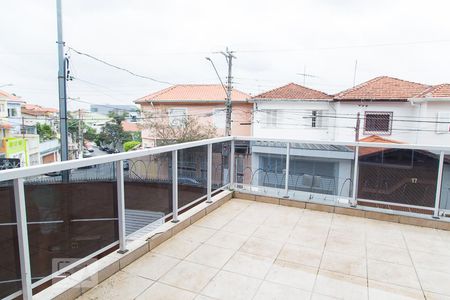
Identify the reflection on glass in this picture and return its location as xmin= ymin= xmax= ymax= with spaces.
xmin=177 ymin=146 xmax=207 ymax=208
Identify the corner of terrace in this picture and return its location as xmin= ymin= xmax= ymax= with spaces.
xmin=1 ymin=136 xmax=450 ymax=300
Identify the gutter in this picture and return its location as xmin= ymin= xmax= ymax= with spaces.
xmin=409 ymin=97 xmax=450 ymax=104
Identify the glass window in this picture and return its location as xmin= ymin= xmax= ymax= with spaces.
xmin=364 ymin=111 xmax=393 ymax=134
xmin=168 ymin=108 xmax=187 ymax=127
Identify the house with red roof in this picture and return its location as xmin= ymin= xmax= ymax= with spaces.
xmin=251 ymin=83 xmax=334 ymax=141
xmin=135 ymin=84 xmax=251 ymax=148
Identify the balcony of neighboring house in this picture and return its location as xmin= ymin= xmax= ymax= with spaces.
xmin=0 ymin=137 xmax=450 ymax=300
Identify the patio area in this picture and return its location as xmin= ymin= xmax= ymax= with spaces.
xmin=78 ymin=198 xmax=450 ymax=300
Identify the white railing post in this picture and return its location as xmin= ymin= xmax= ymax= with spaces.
xmin=283 ymin=143 xmax=290 ymax=198
xmin=13 ymin=178 xmax=32 ymax=300
xmin=206 ymin=144 xmax=213 ymax=203
xmin=230 ymin=139 xmax=235 ymax=188
xmin=351 ymin=145 xmax=360 ymax=207
xmin=115 ymin=160 xmax=128 ymax=253
xmin=172 ymin=150 xmax=179 ymax=223
xmin=433 ymin=151 xmax=445 ymax=218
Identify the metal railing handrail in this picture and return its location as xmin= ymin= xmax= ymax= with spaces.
xmin=0 ymin=136 xmax=233 ymax=181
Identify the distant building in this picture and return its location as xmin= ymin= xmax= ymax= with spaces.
xmin=90 ymin=104 xmax=138 ymax=116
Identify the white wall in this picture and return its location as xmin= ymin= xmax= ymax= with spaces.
xmin=252 ymin=100 xmax=335 ymax=141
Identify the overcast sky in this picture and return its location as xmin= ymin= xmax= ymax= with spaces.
xmin=1 ymin=0 xmax=449 ymax=110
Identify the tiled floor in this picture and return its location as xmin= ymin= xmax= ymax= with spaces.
xmin=79 ymin=198 xmax=450 ymax=300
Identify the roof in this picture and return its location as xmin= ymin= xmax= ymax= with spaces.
xmin=335 ymin=76 xmax=430 ymax=101
xmin=135 ymin=84 xmax=250 ymax=103
xmin=122 ymin=121 xmax=139 ymax=132
xmin=0 ymin=122 xmax=12 ymax=129
xmin=0 ymin=90 xmax=23 ymax=102
xmin=358 ymin=135 xmax=403 ymax=156
xmin=415 ymin=83 xmax=450 ymax=98
xmin=22 ymin=104 xmax=58 ymax=116
xmin=252 ymin=83 xmax=332 ymax=100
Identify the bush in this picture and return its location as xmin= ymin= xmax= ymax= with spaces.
xmin=123 ymin=141 xmax=140 ymax=152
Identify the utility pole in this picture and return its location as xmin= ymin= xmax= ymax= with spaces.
xmin=56 ymin=0 xmax=69 ymax=162
xmin=355 ymin=112 xmax=360 ymax=141
xmin=78 ymin=109 xmax=83 ymax=159
xmin=353 ymin=60 xmax=358 ymax=87
xmin=221 ymin=48 xmax=236 ymax=136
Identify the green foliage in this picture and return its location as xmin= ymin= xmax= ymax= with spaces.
xmin=123 ymin=141 xmax=140 ymax=152
xmin=67 ymin=112 xmax=98 ymax=143
xmin=36 ymin=123 xmax=56 ymax=141
xmin=98 ymin=112 xmax=132 ymax=149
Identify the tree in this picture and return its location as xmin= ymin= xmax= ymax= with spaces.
xmin=143 ymin=110 xmax=217 ymax=146
xmin=124 ymin=141 xmax=140 ymax=152
xmin=98 ymin=112 xmax=132 ymax=149
xmin=36 ymin=123 xmax=56 ymax=141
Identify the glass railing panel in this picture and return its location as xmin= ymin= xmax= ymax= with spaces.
xmin=358 ymin=147 xmax=439 ymax=212
xmin=0 ymin=180 xmax=21 ymax=299
xmin=234 ymin=140 xmax=288 ymax=196
xmin=24 ymin=162 xmax=118 ymax=284
xmin=212 ymin=141 xmax=231 ymax=190
xmin=177 ymin=145 xmax=207 ymax=208
xmin=287 ymin=142 xmax=355 ymax=204
xmin=125 ymin=153 xmax=172 ymax=236
xmin=439 ymin=154 xmax=450 ymax=215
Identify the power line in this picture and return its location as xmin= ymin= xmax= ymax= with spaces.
xmin=68 ymin=47 xmax=173 ymax=85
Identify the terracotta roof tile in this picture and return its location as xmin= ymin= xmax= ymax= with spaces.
xmin=0 ymin=90 xmax=22 ymax=102
xmin=135 ymin=84 xmax=250 ymax=103
xmin=122 ymin=121 xmax=139 ymax=132
xmin=358 ymin=135 xmax=403 ymax=156
xmin=252 ymin=83 xmax=332 ymax=100
xmin=335 ymin=76 xmax=430 ymax=101
xmin=415 ymin=83 xmax=450 ymax=98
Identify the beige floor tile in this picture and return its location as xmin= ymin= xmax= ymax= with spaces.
xmin=328 ymin=227 xmax=366 ymax=243
xmin=195 ymin=295 xmax=216 ymax=300
xmin=175 ymin=225 xmax=217 ymax=243
xmin=310 ymin=293 xmax=339 ymax=300
xmin=252 ymin=224 xmax=292 ymax=242
xmin=185 ymin=244 xmax=235 ymax=268
xmin=160 ymin=261 xmax=218 ymax=293
xmin=135 ymin=282 xmax=196 ymax=300
xmin=416 ymin=268 xmax=450 ymax=296
xmin=223 ymin=252 xmax=273 ymax=279
xmin=410 ymin=250 xmax=450 ymax=274
xmin=239 ymin=237 xmax=283 ymax=259
xmin=368 ymin=280 xmax=424 ymax=300
xmin=278 ymin=243 xmax=322 ymax=268
xmin=253 ymin=281 xmax=310 ymax=300
xmin=366 ymin=228 xmax=406 ymax=249
xmin=263 ymin=206 xmax=302 ymax=229
xmin=314 ymin=270 xmax=368 ymax=300
xmin=320 ymin=251 xmax=367 ymax=278
xmin=201 ymin=270 xmax=261 ymax=300
xmin=265 ymin=260 xmax=317 ymax=291
xmin=367 ymin=242 xmax=412 ymax=266
xmin=367 ymin=259 xmax=421 ymax=290
xmin=221 ymin=218 xmax=259 ymax=236
xmin=123 ymin=252 xmax=180 ymax=280
xmin=424 ymin=291 xmax=450 ymax=300
xmin=79 ymin=270 xmax=153 ymax=300
xmin=152 ymin=237 xmax=201 ymax=259
xmin=301 ymin=210 xmax=333 ymax=224
xmin=288 ymin=228 xmax=328 ymax=250
xmin=206 ymin=230 xmax=248 ymax=250
xmin=325 ymin=236 xmax=366 ymax=257
xmin=194 ymin=213 xmax=232 ymax=230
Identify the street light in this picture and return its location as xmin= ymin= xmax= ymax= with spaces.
xmin=205 ymin=57 xmax=227 ymax=95
xmin=0 ymin=83 xmax=13 ymax=88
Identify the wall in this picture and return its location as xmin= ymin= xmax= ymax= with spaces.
xmin=252 ymin=100 xmax=335 ymax=141
xmin=139 ymin=102 xmax=252 ymax=148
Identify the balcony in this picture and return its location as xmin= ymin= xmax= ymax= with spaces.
xmin=1 ymin=137 xmax=450 ymax=300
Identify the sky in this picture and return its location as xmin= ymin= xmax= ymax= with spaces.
xmin=0 ymin=0 xmax=449 ymax=111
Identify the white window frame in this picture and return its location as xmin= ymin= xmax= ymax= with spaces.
xmin=263 ymin=109 xmax=279 ymax=128
xmin=168 ymin=108 xmax=187 ymax=127
xmin=436 ymin=112 xmax=450 ymax=134
xmin=213 ymin=108 xmax=226 ymax=129
xmin=364 ymin=111 xmax=393 ymax=135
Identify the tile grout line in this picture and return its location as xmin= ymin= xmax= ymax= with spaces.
xmin=309 ymin=209 xmax=334 ymax=300
xmin=401 ymin=231 xmax=427 ymax=300
xmin=249 ymin=203 xmax=306 ymax=300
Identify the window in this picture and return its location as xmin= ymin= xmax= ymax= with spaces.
xmin=364 ymin=111 xmax=393 ymax=135
xmin=168 ymin=108 xmax=187 ymax=127
xmin=311 ymin=111 xmax=318 ymax=127
xmin=213 ymin=108 xmax=226 ymax=128
xmin=436 ymin=112 xmax=450 ymax=133
xmin=8 ymin=108 xmax=17 ymax=117
xmin=264 ymin=110 xmax=278 ymax=128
